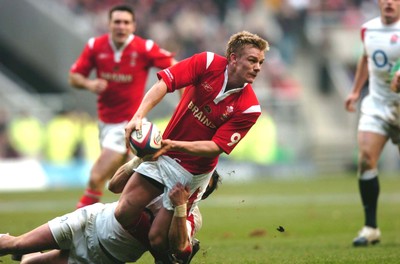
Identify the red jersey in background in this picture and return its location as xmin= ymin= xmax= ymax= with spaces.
xmin=71 ymin=34 xmax=174 ymax=123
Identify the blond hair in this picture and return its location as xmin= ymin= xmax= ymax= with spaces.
xmin=225 ymin=31 xmax=269 ymax=59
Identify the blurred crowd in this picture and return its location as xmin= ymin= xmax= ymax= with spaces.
xmin=60 ymin=0 xmax=378 ymax=98
xmin=0 ymin=0 xmax=380 ymax=164
xmin=61 ymin=0 xmax=377 ymax=61
xmin=0 ymin=107 xmax=100 ymax=164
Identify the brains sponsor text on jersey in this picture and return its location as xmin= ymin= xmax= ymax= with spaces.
xmin=100 ymin=72 xmax=133 ymax=83
xmin=188 ymin=101 xmax=216 ymax=129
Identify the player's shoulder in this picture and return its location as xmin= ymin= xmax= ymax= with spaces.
xmin=362 ymin=16 xmax=385 ymax=30
xmin=192 ymin=52 xmax=227 ymax=71
xmin=130 ymin=34 xmax=159 ymax=52
xmin=227 ymin=83 xmax=260 ymax=117
xmin=362 ymin=16 xmax=381 ymax=28
xmin=86 ymin=34 xmax=109 ymax=49
xmin=242 ymin=85 xmax=260 ymax=106
xmin=131 ymin=34 xmax=146 ymax=45
xmin=196 ymin=51 xmax=225 ymax=62
xmin=361 ymin=16 xmax=400 ymax=39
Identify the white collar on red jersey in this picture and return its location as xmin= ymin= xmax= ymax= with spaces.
xmin=214 ymin=66 xmax=247 ymax=104
xmin=109 ymin=34 xmax=134 ymax=63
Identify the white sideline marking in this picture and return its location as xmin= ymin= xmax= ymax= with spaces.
xmin=0 ymin=194 xmax=400 ymax=213
xmin=0 ymin=200 xmax=76 ymax=213
xmin=201 ymin=193 xmax=400 ymax=207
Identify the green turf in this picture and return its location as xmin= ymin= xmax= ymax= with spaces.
xmin=1 ymin=173 xmax=400 ymax=263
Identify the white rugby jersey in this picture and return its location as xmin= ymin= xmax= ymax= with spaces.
xmin=96 ymin=199 xmax=201 ymax=262
xmin=362 ymin=16 xmax=400 ymax=101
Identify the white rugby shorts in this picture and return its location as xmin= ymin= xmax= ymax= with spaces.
xmin=359 ymin=95 xmax=400 ymax=144
xmin=48 ymin=203 xmax=127 ymax=264
xmin=98 ymin=121 xmax=128 ymax=154
xmin=135 ymin=156 xmax=214 ymax=211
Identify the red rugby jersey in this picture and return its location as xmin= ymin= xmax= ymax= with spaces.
xmin=158 ymin=52 xmax=261 ymax=174
xmin=71 ymin=34 xmax=173 ymax=123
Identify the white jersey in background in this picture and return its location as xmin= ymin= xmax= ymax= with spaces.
xmin=360 ymin=16 xmax=400 ymax=127
xmin=362 ymin=16 xmax=400 ymax=101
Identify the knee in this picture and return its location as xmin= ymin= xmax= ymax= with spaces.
xmin=114 ymin=203 xmax=130 ymax=230
xmin=359 ymin=152 xmax=375 ymax=171
xmin=89 ymin=167 xmax=106 ymax=184
xmin=114 ymin=201 xmax=144 ymax=231
xmin=149 ymin=231 xmax=168 ymax=252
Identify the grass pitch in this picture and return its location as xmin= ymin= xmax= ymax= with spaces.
xmin=1 ymin=172 xmax=400 ymax=263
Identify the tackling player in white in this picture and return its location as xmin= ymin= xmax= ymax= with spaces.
xmin=0 ymin=158 xmax=221 ymax=264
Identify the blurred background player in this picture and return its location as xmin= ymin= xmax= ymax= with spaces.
xmin=345 ymin=0 xmax=400 ymax=247
xmin=69 ymin=4 xmax=176 ymax=208
xmin=115 ymin=31 xmax=269 ymax=257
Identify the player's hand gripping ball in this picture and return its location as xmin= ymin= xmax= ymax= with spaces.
xmin=129 ymin=121 xmax=162 ymax=158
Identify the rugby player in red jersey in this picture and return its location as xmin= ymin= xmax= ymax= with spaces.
xmin=115 ymin=31 xmax=269 ymax=257
xmin=69 ymin=4 xmax=176 ymax=208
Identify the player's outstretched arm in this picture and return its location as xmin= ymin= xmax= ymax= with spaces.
xmin=153 ymin=139 xmax=223 ymax=160
xmin=68 ymin=72 xmax=108 ymax=94
xmin=345 ymin=54 xmax=368 ymax=112
xmin=108 ymin=156 xmax=142 ymax=193
xmin=168 ymin=183 xmax=191 ymax=253
xmin=125 ymin=79 xmax=168 ymax=149
xmin=0 ymin=224 xmax=61 ymax=260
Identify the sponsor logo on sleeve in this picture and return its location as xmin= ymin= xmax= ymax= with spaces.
xmin=201 ymin=82 xmax=213 ymax=92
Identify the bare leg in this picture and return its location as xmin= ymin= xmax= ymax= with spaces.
xmin=21 ymin=250 xmax=68 ymax=264
xmin=115 ymin=172 xmax=163 ymax=231
xmin=357 ymin=131 xmax=387 ymax=228
xmin=0 ymin=224 xmax=59 ymax=256
xmin=77 ymin=148 xmax=127 ymax=208
xmin=89 ymin=148 xmax=128 ymax=191
xmin=149 ymin=207 xmax=173 ymax=251
xmin=146 ymin=207 xmax=174 ymax=263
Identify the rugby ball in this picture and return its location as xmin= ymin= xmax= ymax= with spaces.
xmin=129 ymin=121 xmax=162 ymax=158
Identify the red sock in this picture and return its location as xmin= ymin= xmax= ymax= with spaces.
xmin=76 ymin=189 xmax=102 ymax=208
xmin=175 ymin=244 xmax=193 ymax=263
